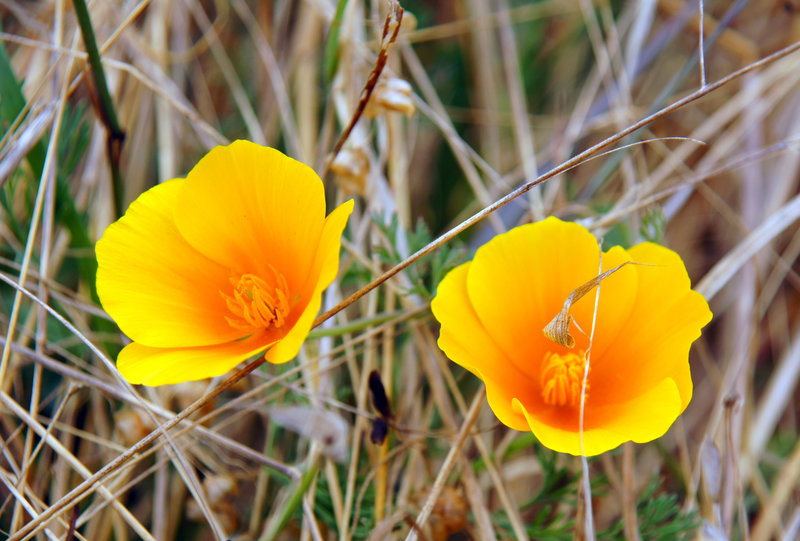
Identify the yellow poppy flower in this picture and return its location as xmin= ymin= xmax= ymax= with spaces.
xmin=96 ymin=140 xmax=353 ymax=386
xmin=431 ymin=217 xmax=711 ymax=456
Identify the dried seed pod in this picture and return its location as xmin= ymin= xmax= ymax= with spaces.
xmin=114 ymin=409 xmax=155 ymax=447
xmin=185 ymin=498 xmax=239 ymax=532
xmin=204 ymin=474 xmax=238 ymax=507
xmin=211 ymin=500 xmax=239 ymax=534
xmin=365 ymin=77 xmax=415 ymax=117
xmin=330 ymin=146 xmax=370 ymax=196
xmin=185 ymin=499 xmax=203 ymax=522
xmin=399 ymin=10 xmax=417 ymax=33
xmin=429 ymin=486 xmax=469 ymax=541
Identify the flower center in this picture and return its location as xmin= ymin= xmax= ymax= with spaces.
xmin=540 ymin=350 xmax=588 ymax=407
xmin=222 ymin=266 xmax=290 ymax=332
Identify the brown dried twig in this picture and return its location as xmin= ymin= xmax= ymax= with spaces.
xmin=321 ymin=1 xmax=404 ymax=179
xmin=313 ymin=38 xmax=800 ymax=329
xmin=543 ymin=261 xmax=650 ymax=348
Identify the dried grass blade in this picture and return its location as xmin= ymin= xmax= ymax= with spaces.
xmin=323 ymin=1 xmax=404 ymax=177
xmin=404 ymin=388 xmax=485 ymax=541
xmin=0 ymin=392 xmax=155 ymax=540
xmin=543 ymin=261 xmax=639 ymax=348
xmin=697 ymin=192 xmax=800 ymax=300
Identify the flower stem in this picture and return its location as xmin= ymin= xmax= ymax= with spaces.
xmin=259 ymin=456 xmax=321 ymax=541
xmin=307 ymin=307 xmax=426 ymax=339
xmin=72 ymin=0 xmax=125 ymax=217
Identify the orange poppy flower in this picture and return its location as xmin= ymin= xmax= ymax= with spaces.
xmin=96 ymin=141 xmax=353 ymax=386
xmin=431 ymin=217 xmax=711 ymax=456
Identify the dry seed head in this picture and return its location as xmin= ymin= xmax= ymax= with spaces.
xmin=331 ymin=146 xmax=370 ymax=196
xmin=191 ymin=474 xmax=240 ymax=531
xmin=203 ymin=474 xmax=238 ymax=506
xmin=429 ymin=486 xmax=469 ymax=541
xmin=365 ymin=77 xmax=415 ymax=117
xmin=399 ymin=10 xmax=417 ymax=33
xmin=185 ymin=499 xmax=238 ymax=532
xmin=114 ymin=409 xmax=155 ymax=447
xmin=211 ymin=501 xmax=239 ymax=534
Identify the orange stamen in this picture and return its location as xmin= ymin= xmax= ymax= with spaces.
xmin=222 ymin=266 xmax=290 ymax=331
xmin=540 ymin=350 xmax=588 ymax=407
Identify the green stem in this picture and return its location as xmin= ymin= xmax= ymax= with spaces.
xmin=323 ymin=0 xmax=349 ymax=83
xmin=307 ymin=308 xmax=425 ymax=339
xmin=72 ymin=0 xmax=125 ymax=217
xmin=259 ymin=457 xmax=320 ymax=541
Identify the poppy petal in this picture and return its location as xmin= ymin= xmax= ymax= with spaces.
xmin=174 ymin=140 xmax=326 ymax=296
xmin=96 ymin=180 xmax=245 ymax=348
xmin=466 ymin=217 xmax=638 ymax=377
xmin=117 ymin=335 xmax=274 ymax=386
xmin=515 ymin=376 xmax=682 ymax=456
xmin=432 ymin=217 xmax=710 ymax=455
xmin=593 ymin=242 xmax=711 ymax=407
xmin=465 ymin=219 xmax=597 ymax=370
xmin=432 ymin=262 xmax=530 ymax=430
xmin=264 ymin=199 xmax=354 ymax=364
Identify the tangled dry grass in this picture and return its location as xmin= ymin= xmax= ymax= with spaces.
xmin=2 ymin=0 xmax=800 ymax=539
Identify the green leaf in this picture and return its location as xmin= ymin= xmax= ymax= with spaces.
xmin=323 ymin=0 xmax=349 ymax=84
